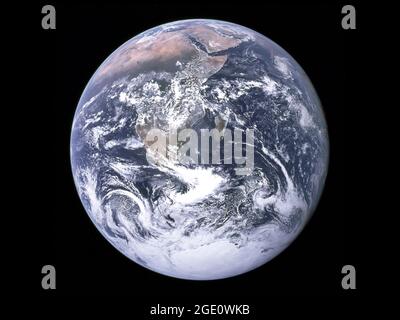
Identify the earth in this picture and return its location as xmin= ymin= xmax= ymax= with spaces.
xmin=70 ymin=19 xmax=329 ymax=280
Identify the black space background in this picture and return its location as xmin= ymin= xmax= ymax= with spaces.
xmin=18 ymin=0 xmax=367 ymax=302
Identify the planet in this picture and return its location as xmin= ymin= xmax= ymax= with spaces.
xmin=70 ymin=19 xmax=329 ymax=280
